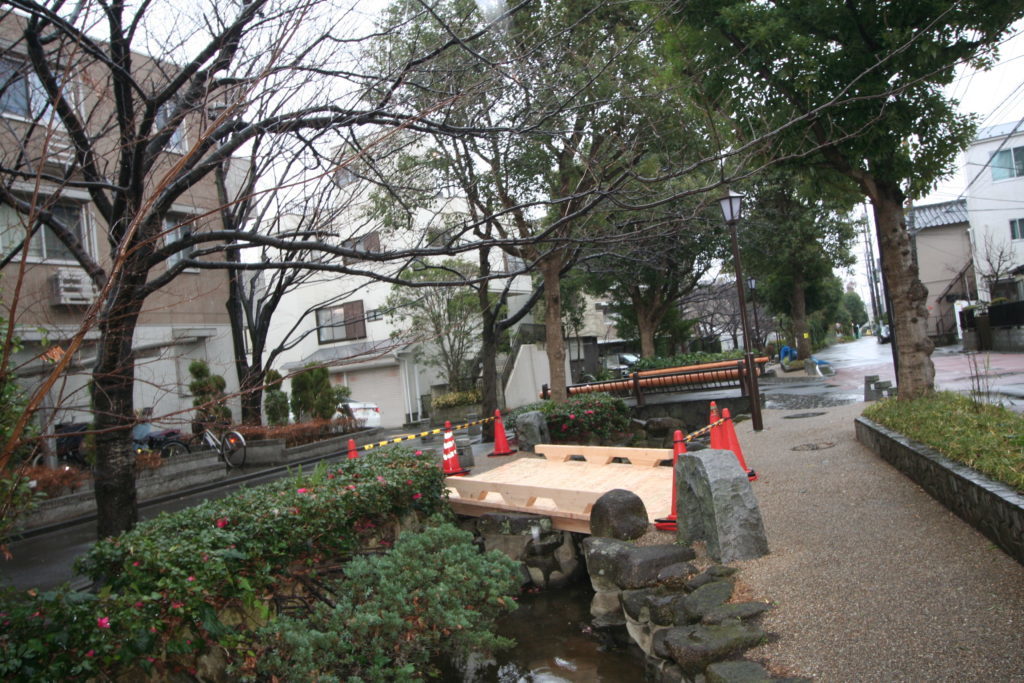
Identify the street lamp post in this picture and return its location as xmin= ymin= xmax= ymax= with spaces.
xmin=719 ymin=190 xmax=763 ymax=432
xmin=747 ymin=277 xmax=760 ymax=350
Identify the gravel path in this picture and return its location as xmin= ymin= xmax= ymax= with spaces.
xmin=734 ymin=402 xmax=1024 ymax=681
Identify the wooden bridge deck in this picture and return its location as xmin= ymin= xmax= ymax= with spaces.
xmin=445 ymin=444 xmax=675 ymax=534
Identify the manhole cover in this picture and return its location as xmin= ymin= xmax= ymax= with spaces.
xmin=791 ymin=442 xmax=836 ymax=451
xmin=783 ymin=412 xmax=827 ymax=419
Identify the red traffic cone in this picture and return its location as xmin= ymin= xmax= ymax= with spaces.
xmin=709 ymin=401 xmax=726 ymax=450
xmin=655 ymin=429 xmax=687 ymax=531
xmin=721 ymin=408 xmax=757 ymax=481
xmin=347 ymin=438 xmax=358 ymax=459
xmin=488 ymin=409 xmax=517 ymax=457
xmin=441 ymin=420 xmax=470 ymax=476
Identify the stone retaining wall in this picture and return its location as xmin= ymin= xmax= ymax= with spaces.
xmin=855 ymin=417 xmax=1024 ymax=565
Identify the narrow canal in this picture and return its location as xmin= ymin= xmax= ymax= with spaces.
xmin=438 ymin=583 xmax=644 ymax=682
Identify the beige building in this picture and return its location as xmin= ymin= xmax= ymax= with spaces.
xmin=0 ymin=16 xmax=238 ymax=431
xmin=906 ymin=199 xmax=977 ymax=343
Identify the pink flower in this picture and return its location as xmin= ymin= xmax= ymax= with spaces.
xmin=376 ymin=475 xmax=386 ymax=483
xmin=412 ymin=493 xmax=422 ymax=500
xmin=187 ymin=576 xmax=196 ymax=582
xmin=585 ymin=410 xmax=594 ymax=415
xmin=297 ymin=488 xmax=309 ymax=494
xmin=405 ymin=479 xmax=413 ymax=485
xmin=561 ymin=424 xmax=568 ymax=431
xmin=569 ymin=414 xmax=576 ymax=419
xmin=97 ymin=617 xmax=110 ymax=629
xmin=346 ymin=484 xmax=356 ymax=490
xmin=85 ymin=650 xmax=95 ymax=658
xmin=134 ymin=601 xmax=144 ymax=608
xmin=132 ymin=561 xmax=140 ymax=567
xmin=414 ymin=450 xmax=423 ymax=456
xmin=215 ymin=517 xmax=229 ymax=528
xmin=327 ymin=473 xmax=335 ymax=479
xmin=171 ymin=601 xmax=184 ymax=609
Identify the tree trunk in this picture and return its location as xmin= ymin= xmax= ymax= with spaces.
xmin=91 ymin=289 xmax=144 ymax=538
xmin=791 ymin=278 xmax=811 ymax=360
xmin=539 ymin=258 xmax=567 ymax=402
xmin=478 ymin=248 xmax=498 ymax=441
xmin=872 ymin=184 xmax=934 ymax=398
xmin=239 ymin=368 xmax=264 ymax=427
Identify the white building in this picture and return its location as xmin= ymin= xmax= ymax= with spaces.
xmin=964 ymin=122 xmax=1024 ymax=301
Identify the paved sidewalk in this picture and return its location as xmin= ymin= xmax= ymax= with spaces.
xmin=734 ymin=403 xmax=1024 ymax=681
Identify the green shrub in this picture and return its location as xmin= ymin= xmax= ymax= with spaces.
xmin=256 ymin=523 xmax=519 ymax=681
xmin=432 ymin=389 xmax=482 ymax=410
xmin=264 ymin=369 xmax=290 ymax=427
xmin=632 ymin=350 xmax=745 ymax=372
xmin=508 ymin=393 xmax=631 ymax=444
xmin=188 ymin=359 xmax=232 ymax=426
xmin=0 ymin=447 xmax=450 ymax=680
xmin=290 ymin=364 xmax=336 ymax=421
xmin=863 ymin=392 xmax=1024 ymax=493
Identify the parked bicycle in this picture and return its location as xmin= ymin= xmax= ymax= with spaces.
xmin=200 ymin=428 xmax=247 ymax=468
xmin=132 ymin=422 xmax=191 ymax=458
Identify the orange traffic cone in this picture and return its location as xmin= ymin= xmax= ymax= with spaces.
xmin=441 ymin=420 xmax=470 ymax=476
xmin=721 ymin=408 xmax=757 ymax=481
xmin=488 ymin=409 xmax=517 ymax=457
xmin=347 ymin=438 xmax=358 ymax=459
xmin=709 ymin=401 xmax=726 ymax=450
xmin=655 ymin=429 xmax=687 ymax=531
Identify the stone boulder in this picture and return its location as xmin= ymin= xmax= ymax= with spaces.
xmin=590 ymin=488 xmax=649 ymax=540
xmin=514 ymin=411 xmax=550 ymax=453
xmin=678 ymin=450 xmax=769 ymax=563
xmin=583 ymin=537 xmax=696 ymax=591
xmin=659 ymin=622 xmax=767 ymax=676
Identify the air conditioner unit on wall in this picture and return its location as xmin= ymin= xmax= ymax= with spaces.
xmin=50 ymin=268 xmax=97 ymax=307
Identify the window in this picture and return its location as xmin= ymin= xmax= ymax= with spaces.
xmin=502 ymin=252 xmax=527 ymax=273
xmin=1011 ymin=218 xmax=1024 ymax=241
xmin=165 ymin=214 xmax=197 ymax=270
xmin=156 ymin=103 xmax=187 ymax=153
xmin=365 ymin=308 xmax=383 ymax=322
xmin=0 ymin=201 xmax=85 ymax=262
xmin=342 ymin=231 xmax=380 ymax=265
xmin=991 ymin=145 xmax=1024 ymax=181
xmin=0 ymin=57 xmax=51 ymax=120
xmin=315 ymin=300 xmax=366 ymax=344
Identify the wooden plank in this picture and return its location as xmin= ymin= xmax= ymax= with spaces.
xmin=445 ymin=456 xmax=674 ymax=531
xmin=534 ymin=443 xmax=672 ymax=467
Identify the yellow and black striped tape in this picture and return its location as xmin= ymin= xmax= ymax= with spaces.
xmin=359 ymin=416 xmax=497 ymax=452
xmin=353 ymin=414 xmax=723 ymax=453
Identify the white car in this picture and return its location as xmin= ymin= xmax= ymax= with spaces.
xmin=333 ymin=398 xmax=381 ymax=429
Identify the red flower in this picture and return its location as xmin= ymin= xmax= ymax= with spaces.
xmin=412 ymin=493 xmax=422 ymax=500
xmin=187 ymin=576 xmax=196 ymax=582
xmin=327 ymin=473 xmax=335 ymax=479
xmin=414 ymin=450 xmax=423 ymax=456
xmin=85 ymin=650 xmax=95 ymax=658
xmin=215 ymin=517 xmax=229 ymax=528
xmin=297 ymin=488 xmax=309 ymax=494
xmin=171 ymin=602 xmax=184 ymax=609
xmin=569 ymin=414 xmax=576 ymax=419
xmin=97 ymin=617 xmax=110 ymax=629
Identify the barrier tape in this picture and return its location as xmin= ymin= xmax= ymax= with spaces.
xmin=680 ymin=417 xmax=727 ymax=444
xmin=359 ymin=415 xmax=497 ymax=452
xmin=354 ymin=414 xmax=722 ymax=454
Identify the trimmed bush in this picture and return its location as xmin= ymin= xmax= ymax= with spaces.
xmin=255 ymin=523 xmax=519 ymax=681
xmin=0 ymin=447 xmax=450 ymax=680
xmin=632 ymin=351 xmax=745 ymax=372
xmin=508 ymin=393 xmax=631 ymax=444
xmin=432 ymin=389 xmax=482 ymax=410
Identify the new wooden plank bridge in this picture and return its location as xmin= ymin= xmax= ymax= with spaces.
xmin=445 ymin=444 xmax=675 ymax=534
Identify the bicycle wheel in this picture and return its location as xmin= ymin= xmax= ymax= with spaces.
xmin=160 ymin=439 xmax=191 ymax=458
xmin=221 ymin=430 xmax=247 ymax=468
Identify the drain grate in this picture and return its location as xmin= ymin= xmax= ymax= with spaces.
xmin=791 ymin=442 xmax=836 ymax=451
xmin=783 ymin=412 xmax=827 ymax=419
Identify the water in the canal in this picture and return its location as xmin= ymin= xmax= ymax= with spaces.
xmin=437 ymin=582 xmax=645 ymax=682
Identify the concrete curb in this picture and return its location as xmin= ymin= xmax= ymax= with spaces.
xmin=854 ymin=416 xmax=1024 ymax=565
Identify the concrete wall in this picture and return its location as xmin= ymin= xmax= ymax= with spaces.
xmin=504 ymin=343 xmax=572 ymax=409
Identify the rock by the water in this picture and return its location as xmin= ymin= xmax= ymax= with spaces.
xmin=515 ymin=411 xmax=550 ymax=453
xmin=590 ymin=488 xmax=649 ymax=540
xmin=656 ymin=562 xmax=699 ymax=588
xmin=644 ymin=416 xmax=684 ymax=437
xmin=583 ymin=537 xmax=696 ymax=590
xmin=705 ymin=659 xmax=773 ymax=683
xmin=662 ymin=621 xmax=767 ymax=675
xmin=681 ymin=580 xmax=734 ymax=622
xmin=685 ymin=564 xmax=738 ymax=591
xmin=477 ymin=512 xmax=552 ymax=536
xmin=702 ymin=601 xmax=771 ymax=625
xmin=678 ymin=450 xmax=769 ymax=562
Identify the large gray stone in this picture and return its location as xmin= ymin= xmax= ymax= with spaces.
xmin=662 ymin=622 xmax=767 ymax=675
xmin=705 ymin=659 xmax=773 ymax=683
xmin=702 ymin=601 xmax=771 ymax=625
xmin=590 ymin=488 xmax=649 ymax=540
xmin=515 ymin=411 xmax=550 ymax=453
xmin=477 ymin=512 xmax=552 ymax=536
xmin=681 ymin=580 xmax=734 ymax=622
xmin=677 ymin=450 xmax=769 ymax=563
xmin=644 ymin=416 xmax=684 ymax=438
xmin=583 ymin=537 xmax=696 ymax=591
